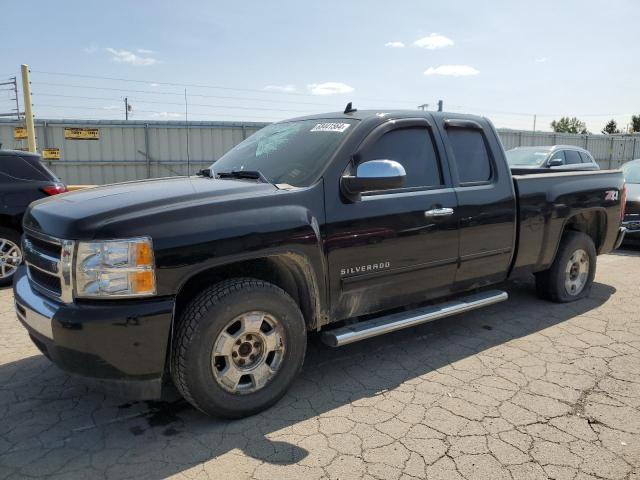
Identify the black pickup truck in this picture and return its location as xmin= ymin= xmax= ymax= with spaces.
xmin=13 ymin=110 xmax=626 ymax=418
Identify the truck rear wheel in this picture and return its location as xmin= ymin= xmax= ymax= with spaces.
xmin=535 ymin=231 xmax=596 ymax=303
xmin=171 ymin=278 xmax=306 ymax=418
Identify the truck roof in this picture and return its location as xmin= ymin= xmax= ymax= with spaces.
xmin=284 ymin=109 xmax=486 ymax=123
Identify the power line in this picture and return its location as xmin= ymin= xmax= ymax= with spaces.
xmin=32 ymin=93 xmax=320 ymax=113
xmin=31 ymin=70 xmax=422 ymax=105
xmin=447 ymin=104 xmax=633 ymax=118
xmin=33 ymin=103 xmax=288 ymax=120
xmin=32 ymin=81 xmax=344 ymax=107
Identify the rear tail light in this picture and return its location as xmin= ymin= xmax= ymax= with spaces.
xmin=620 ymin=184 xmax=627 ymax=221
xmin=41 ymin=184 xmax=68 ymax=196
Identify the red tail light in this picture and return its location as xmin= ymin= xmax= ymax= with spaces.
xmin=620 ymin=184 xmax=627 ymax=221
xmin=41 ymin=184 xmax=68 ymax=196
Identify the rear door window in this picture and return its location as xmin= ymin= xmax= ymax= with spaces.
xmin=565 ymin=150 xmax=582 ymax=165
xmin=446 ymin=128 xmax=492 ymax=184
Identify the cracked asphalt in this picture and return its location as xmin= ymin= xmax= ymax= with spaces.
xmin=1 ymin=249 xmax=639 ymax=480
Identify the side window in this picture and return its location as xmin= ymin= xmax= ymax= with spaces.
xmin=0 ymin=155 xmax=34 ymax=181
xmin=579 ymin=151 xmax=592 ymax=164
xmin=360 ymin=127 xmax=442 ymax=189
xmin=446 ymin=128 xmax=492 ymax=184
xmin=565 ymin=150 xmax=582 ymax=165
xmin=549 ymin=150 xmax=565 ymax=165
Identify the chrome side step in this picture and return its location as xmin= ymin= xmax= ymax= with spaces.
xmin=321 ymin=290 xmax=508 ymax=347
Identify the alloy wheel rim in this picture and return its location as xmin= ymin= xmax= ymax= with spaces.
xmin=0 ymin=238 xmax=22 ymax=280
xmin=564 ymin=249 xmax=589 ymax=296
xmin=211 ymin=311 xmax=285 ymax=394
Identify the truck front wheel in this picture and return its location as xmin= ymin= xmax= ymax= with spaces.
xmin=535 ymin=231 xmax=596 ymax=303
xmin=170 ymin=278 xmax=307 ymax=418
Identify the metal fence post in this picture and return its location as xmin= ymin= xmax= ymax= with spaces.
xmin=609 ymin=136 xmax=614 ymax=169
xmin=144 ymin=123 xmax=150 ymax=178
xmin=42 ymin=121 xmax=50 ymax=166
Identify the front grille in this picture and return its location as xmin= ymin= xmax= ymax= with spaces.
xmin=624 ymin=221 xmax=640 ymax=231
xmin=29 ymin=267 xmax=62 ymax=295
xmin=23 ymin=231 xmax=74 ymax=303
xmin=26 ymin=235 xmax=62 ymax=259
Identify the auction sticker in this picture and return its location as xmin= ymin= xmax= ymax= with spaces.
xmin=310 ymin=123 xmax=351 ymax=133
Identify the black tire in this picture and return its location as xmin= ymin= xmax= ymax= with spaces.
xmin=171 ymin=278 xmax=307 ymax=418
xmin=0 ymin=227 xmax=22 ymax=287
xmin=535 ymin=231 xmax=596 ymax=303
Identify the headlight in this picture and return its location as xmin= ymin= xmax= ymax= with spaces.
xmin=75 ymin=237 xmax=156 ymax=298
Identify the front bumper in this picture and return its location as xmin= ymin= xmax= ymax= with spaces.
xmin=13 ymin=266 xmax=174 ymax=399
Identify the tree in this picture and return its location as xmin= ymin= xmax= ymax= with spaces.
xmin=601 ymin=119 xmax=621 ymax=134
xmin=631 ymin=115 xmax=640 ymax=133
xmin=550 ymin=117 xmax=588 ymax=134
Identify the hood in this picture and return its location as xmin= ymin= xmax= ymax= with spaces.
xmin=24 ymin=176 xmax=277 ymax=239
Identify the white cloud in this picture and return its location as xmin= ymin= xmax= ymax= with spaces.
xmin=83 ymin=45 xmax=98 ymax=54
xmin=149 ymin=83 xmax=160 ymax=87
xmin=105 ymin=47 xmax=158 ymax=66
xmin=423 ymin=65 xmax=479 ymax=76
xmin=263 ymin=84 xmax=297 ymax=93
xmin=535 ymin=56 xmax=548 ymax=63
xmin=307 ymin=82 xmax=354 ymax=95
xmin=137 ymin=48 xmax=155 ymax=54
xmin=413 ymin=33 xmax=454 ymax=50
xmin=385 ymin=41 xmax=405 ymax=48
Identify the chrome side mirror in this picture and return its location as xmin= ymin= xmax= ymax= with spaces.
xmin=341 ymin=160 xmax=406 ymax=199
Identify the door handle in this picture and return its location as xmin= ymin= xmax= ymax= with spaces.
xmin=424 ymin=207 xmax=454 ymax=217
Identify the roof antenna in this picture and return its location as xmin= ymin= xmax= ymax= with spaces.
xmin=344 ymin=102 xmax=357 ymax=114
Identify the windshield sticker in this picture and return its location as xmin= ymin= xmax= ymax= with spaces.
xmin=310 ymin=123 xmax=351 ymax=133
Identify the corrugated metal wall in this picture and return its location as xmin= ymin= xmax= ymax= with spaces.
xmin=1 ymin=118 xmax=639 ymax=184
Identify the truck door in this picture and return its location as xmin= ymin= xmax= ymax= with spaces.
xmin=324 ymin=118 xmax=460 ymax=320
xmin=438 ymin=118 xmax=517 ymax=291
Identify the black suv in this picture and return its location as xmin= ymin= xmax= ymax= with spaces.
xmin=0 ymin=149 xmax=67 ymax=286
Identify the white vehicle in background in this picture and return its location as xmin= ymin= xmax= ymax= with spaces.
xmin=506 ymin=145 xmax=600 ymax=171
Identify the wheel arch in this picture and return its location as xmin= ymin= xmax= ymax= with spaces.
xmin=173 ymin=251 xmax=325 ymax=333
xmin=543 ymin=208 xmax=607 ymax=272
xmin=0 ymin=214 xmax=22 ymax=232
xmin=561 ymin=208 xmax=607 ymax=252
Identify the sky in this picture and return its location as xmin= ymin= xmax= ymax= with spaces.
xmin=1 ymin=0 xmax=638 ymax=132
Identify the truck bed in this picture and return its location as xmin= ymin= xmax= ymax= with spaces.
xmin=510 ymin=169 xmax=624 ymax=277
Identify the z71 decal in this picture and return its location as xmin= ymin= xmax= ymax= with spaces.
xmin=605 ymin=190 xmax=619 ymax=201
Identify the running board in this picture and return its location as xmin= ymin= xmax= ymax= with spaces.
xmin=321 ymin=290 xmax=508 ymax=347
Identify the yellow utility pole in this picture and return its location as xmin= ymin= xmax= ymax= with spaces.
xmin=20 ymin=64 xmax=37 ymax=153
